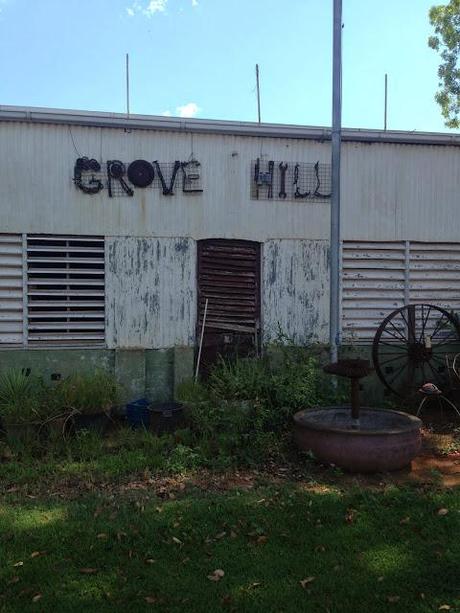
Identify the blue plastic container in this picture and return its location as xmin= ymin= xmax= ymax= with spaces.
xmin=126 ymin=398 xmax=151 ymax=429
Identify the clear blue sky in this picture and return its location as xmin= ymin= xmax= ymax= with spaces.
xmin=0 ymin=0 xmax=454 ymax=132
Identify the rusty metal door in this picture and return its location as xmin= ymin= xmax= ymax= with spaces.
xmin=197 ymin=239 xmax=261 ymax=372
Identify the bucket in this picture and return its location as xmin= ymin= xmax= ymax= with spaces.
xmin=150 ymin=402 xmax=184 ymax=434
xmin=126 ymin=398 xmax=151 ymax=429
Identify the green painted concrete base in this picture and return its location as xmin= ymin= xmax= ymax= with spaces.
xmin=0 ymin=345 xmax=387 ymax=407
xmin=0 ymin=347 xmax=195 ymax=404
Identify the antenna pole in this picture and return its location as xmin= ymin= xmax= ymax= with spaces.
xmin=384 ymin=73 xmax=388 ymax=130
xmin=330 ymin=0 xmax=342 ymax=364
xmin=126 ymin=53 xmax=130 ymax=119
xmin=256 ymin=64 xmax=261 ymax=123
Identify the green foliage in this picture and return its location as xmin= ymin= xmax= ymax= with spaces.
xmin=174 ymin=349 xmax=348 ymax=468
xmin=166 ymin=443 xmax=201 ymax=472
xmin=175 ymin=378 xmax=210 ymax=403
xmin=52 ymin=371 xmax=119 ymax=416
xmin=208 ymin=358 xmax=269 ymax=401
xmin=0 ymin=369 xmax=47 ymax=425
xmin=428 ymin=0 xmax=460 ymax=127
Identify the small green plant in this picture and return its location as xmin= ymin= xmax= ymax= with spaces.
xmin=53 ymin=371 xmax=119 ymax=416
xmin=175 ymin=378 xmax=210 ymax=403
xmin=0 ymin=369 xmax=46 ymax=426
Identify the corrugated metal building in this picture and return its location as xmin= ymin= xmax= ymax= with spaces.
xmin=1 ymin=105 xmax=460 ymax=400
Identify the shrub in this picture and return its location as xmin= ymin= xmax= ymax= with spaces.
xmin=52 ymin=371 xmax=119 ymax=416
xmin=0 ymin=369 xmax=47 ymax=426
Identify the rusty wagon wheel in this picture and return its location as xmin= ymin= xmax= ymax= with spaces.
xmin=372 ymin=304 xmax=460 ymax=398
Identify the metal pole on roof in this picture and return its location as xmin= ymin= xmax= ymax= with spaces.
xmin=384 ymin=73 xmax=388 ymax=130
xmin=256 ymin=64 xmax=261 ymax=123
xmin=330 ymin=0 xmax=342 ymax=364
xmin=126 ymin=53 xmax=130 ymax=119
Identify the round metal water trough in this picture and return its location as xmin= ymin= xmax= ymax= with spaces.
xmin=294 ymin=407 xmax=422 ymax=473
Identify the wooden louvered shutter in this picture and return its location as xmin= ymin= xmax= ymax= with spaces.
xmin=197 ymin=239 xmax=261 ymax=368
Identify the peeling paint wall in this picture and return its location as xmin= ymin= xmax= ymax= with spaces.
xmin=263 ymin=240 xmax=330 ymax=344
xmin=106 ymin=237 xmax=196 ymax=349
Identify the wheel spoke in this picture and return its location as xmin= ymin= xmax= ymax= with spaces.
xmin=379 ymin=341 xmax=409 ymax=351
xmin=431 ymin=314 xmax=451 ymax=340
xmin=387 ymin=360 xmax=409 ymax=387
xmin=419 ymin=305 xmax=432 ymax=343
xmin=387 ymin=320 xmax=407 ymax=342
xmin=379 ymin=354 xmax=407 ymax=367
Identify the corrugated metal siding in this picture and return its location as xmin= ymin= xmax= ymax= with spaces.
xmin=263 ymin=239 xmax=329 ymax=344
xmin=0 ymin=122 xmax=328 ymax=241
xmin=105 ymin=237 xmax=197 ymax=349
xmin=2 ymin=123 xmax=460 ymax=242
xmin=26 ymin=235 xmax=105 ymax=346
xmin=0 ymin=234 xmax=23 ymax=345
xmin=341 ymin=143 xmax=460 ymax=242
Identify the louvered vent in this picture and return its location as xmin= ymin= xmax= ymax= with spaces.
xmin=409 ymin=242 xmax=460 ymax=313
xmin=342 ymin=241 xmax=406 ymax=341
xmin=197 ymin=239 xmax=260 ymax=334
xmin=26 ymin=235 xmax=105 ymax=346
xmin=0 ymin=234 xmax=23 ymax=345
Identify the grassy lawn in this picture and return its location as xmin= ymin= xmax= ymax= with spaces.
xmin=1 ymin=448 xmax=459 ymax=612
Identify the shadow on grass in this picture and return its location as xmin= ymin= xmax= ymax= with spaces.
xmin=0 ymin=485 xmax=459 ymax=612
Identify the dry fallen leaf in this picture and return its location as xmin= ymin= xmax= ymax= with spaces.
xmin=172 ymin=537 xmax=183 ymax=545
xmin=97 ymin=533 xmax=108 ymax=540
xmin=400 ymin=517 xmax=410 ymax=525
xmin=144 ymin=595 xmax=157 ymax=604
xmin=377 ymin=576 xmax=384 ymax=582
xmin=437 ymin=508 xmax=449 ymax=516
xmin=387 ymin=595 xmax=400 ymax=603
xmin=345 ymin=509 xmax=356 ymax=524
xmin=208 ymin=569 xmax=225 ymax=582
xmin=300 ymin=577 xmax=316 ymax=588
xmin=145 ymin=558 xmax=156 ymax=564
xmin=79 ymin=568 xmax=98 ymax=575
xmin=256 ymin=535 xmax=268 ymax=545
xmin=13 ymin=561 xmax=23 ymax=567
xmin=439 ymin=606 xmax=451 ymax=611
xmin=32 ymin=593 xmax=42 ymax=602
xmin=30 ymin=551 xmax=41 ymax=559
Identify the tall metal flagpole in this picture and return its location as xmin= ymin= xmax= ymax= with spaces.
xmin=330 ymin=0 xmax=342 ymax=363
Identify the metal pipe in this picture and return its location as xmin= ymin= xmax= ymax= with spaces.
xmin=195 ymin=298 xmax=209 ymax=382
xmin=330 ymin=0 xmax=342 ymax=363
xmin=126 ymin=53 xmax=130 ymax=119
xmin=384 ymin=73 xmax=388 ymax=131
xmin=256 ymin=64 xmax=261 ymax=123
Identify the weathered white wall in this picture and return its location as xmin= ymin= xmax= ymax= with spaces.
xmin=2 ymin=122 xmax=460 ymax=242
xmin=105 ymin=236 xmax=328 ymax=349
xmin=105 ymin=237 xmax=197 ymax=348
xmin=341 ymin=142 xmax=460 ymax=242
xmin=0 ymin=122 xmax=330 ymax=241
xmin=263 ymin=240 xmax=330 ymax=344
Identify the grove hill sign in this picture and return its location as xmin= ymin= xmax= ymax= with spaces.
xmin=73 ymin=157 xmax=203 ymax=197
